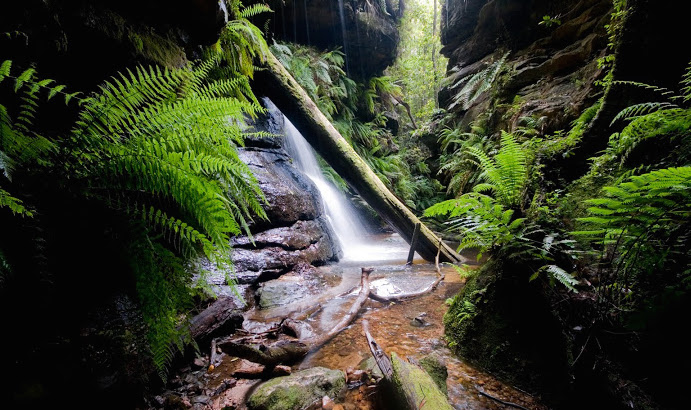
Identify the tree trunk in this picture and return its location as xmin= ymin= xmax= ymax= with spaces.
xmin=254 ymin=52 xmax=462 ymax=263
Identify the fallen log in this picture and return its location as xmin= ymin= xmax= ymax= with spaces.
xmin=362 ymin=320 xmax=454 ymax=410
xmin=370 ymin=239 xmax=446 ymax=303
xmin=217 ymin=268 xmax=372 ymax=366
xmin=302 ymin=267 xmax=372 ymax=351
xmin=255 ymin=52 xmax=463 ymax=263
xmin=189 ymin=296 xmax=244 ymax=344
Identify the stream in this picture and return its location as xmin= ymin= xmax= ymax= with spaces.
xmin=201 ymin=234 xmax=545 ymax=409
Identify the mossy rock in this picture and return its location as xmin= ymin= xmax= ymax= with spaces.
xmin=246 ymin=367 xmax=345 ymax=410
xmin=419 ymin=353 xmax=448 ymax=396
xmin=443 ymin=257 xmax=570 ymax=400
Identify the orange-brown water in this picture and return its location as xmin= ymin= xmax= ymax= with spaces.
xmin=296 ymin=263 xmax=545 ymax=409
xmin=212 ymin=235 xmax=545 ymax=409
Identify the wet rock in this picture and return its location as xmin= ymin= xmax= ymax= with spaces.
xmin=358 ymin=357 xmax=383 ymax=381
xmin=192 ymin=357 xmax=208 ymax=369
xmin=419 ymin=353 xmax=449 ymax=396
xmin=162 ymin=392 xmax=191 ymax=409
xmin=410 ymin=312 xmax=429 ymax=327
xmin=246 ymin=367 xmax=346 ymax=410
xmin=265 ymin=0 xmax=400 ymax=79
xmin=322 ymin=395 xmax=336 ymax=409
xmin=256 ymin=264 xmax=328 ymax=309
xmin=439 ymin=0 xmax=611 ymax=136
xmin=191 ymin=395 xmax=210 ymax=404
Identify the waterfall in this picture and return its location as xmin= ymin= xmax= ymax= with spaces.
xmin=282 ymin=116 xmax=370 ymax=259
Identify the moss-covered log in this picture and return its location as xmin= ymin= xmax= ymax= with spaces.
xmin=389 ymin=352 xmax=454 ymax=409
xmin=255 ymin=52 xmax=462 ymax=263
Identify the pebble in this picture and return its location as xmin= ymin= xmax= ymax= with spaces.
xmin=322 ymin=395 xmax=335 ymax=409
xmin=192 ymin=395 xmax=210 ymax=404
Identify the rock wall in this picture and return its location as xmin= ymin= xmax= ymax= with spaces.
xmin=439 ymin=0 xmax=611 ymax=134
xmin=1 ymin=0 xmax=227 ymax=91
xmin=199 ymin=99 xmax=340 ymax=307
xmin=263 ymin=0 xmax=400 ymax=79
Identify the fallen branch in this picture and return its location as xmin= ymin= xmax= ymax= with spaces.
xmin=303 ymin=267 xmax=372 ymax=351
xmin=217 ymin=268 xmax=373 ymax=366
xmin=363 ymin=320 xmax=393 ymax=379
xmin=370 ymin=240 xmax=445 ymax=303
xmin=477 ymin=389 xmax=530 ymax=410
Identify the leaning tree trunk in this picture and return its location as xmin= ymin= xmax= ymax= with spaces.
xmin=255 ymin=52 xmax=462 ymax=263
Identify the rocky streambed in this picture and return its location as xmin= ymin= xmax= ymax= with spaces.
xmin=151 ymin=236 xmax=545 ymax=409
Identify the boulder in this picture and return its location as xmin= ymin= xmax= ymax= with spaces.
xmin=256 ymin=263 xmax=328 ymax=309
xmin=246 ymin=367 xmax=346 ymax=410
xmin=418 ymin=353 xmax=449 ymax=396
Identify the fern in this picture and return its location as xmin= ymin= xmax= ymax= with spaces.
xmin=466 ymin=131 xmax=527 ymax=208
xmin=529 ymin=265 xmax=579 ymax=293
xmin=1 ymin=4 xmax=271 ymax=379
xmin=446 ymin=52 xmax=509 ymax=111
xmin=574 ymin=167 xmax=691 ymax=288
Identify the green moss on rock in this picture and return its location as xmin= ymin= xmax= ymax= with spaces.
xmin=390 ymin=353 xmax=454 ymax=410
xmin=246 ymin=367 xmax=345 ymax=410
xmin=444 ymin=257 xmax=570 ymax=400
xmin=419 ymin=353 xmax=449 ymax=396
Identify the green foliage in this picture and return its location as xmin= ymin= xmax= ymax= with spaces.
xmin=445 ymin=52 xmax=509 ymax=112
xmin=436 ymin=124 xmax=490 ymax=196
xmin=218 ymin=0 xmax=272 ymax=80
xmin=467 ymin=131 xmax=527 ymax=208
xmin=537 ymin=99 xmax=602 ymax=159
xmin=386 ymin=0 xmax=447 ymax=123
xmin=426 ymin=192 xmax=525 ymax=259
xmin=270 ymin=42 xmax=355 ymax=121
xmin=529 ymin=265 xmax=578 ymax=293
xmin=575 ymin=167 xmax=690 ymax=278
xmin=425 ymin=132 xmax=529 ymax=257
xmin=539 ymin=15 xmax=562 ymax=28
xmin=596 ymin=0 xmax=628 ymax=87
xmin=1 ymin=5 xmax=270 ymax=380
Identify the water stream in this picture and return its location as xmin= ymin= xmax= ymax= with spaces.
xmin=204 ymin=113 xmax=544 ymax=408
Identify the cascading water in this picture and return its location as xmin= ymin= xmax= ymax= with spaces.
xmin=282 ymin=116 xmax=370 ymax=259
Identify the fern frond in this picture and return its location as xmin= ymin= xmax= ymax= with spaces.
xmin=611 ymin=101 xmax=678 ymax=125
xmin=531 ymin=265 xmax=579 ymax=293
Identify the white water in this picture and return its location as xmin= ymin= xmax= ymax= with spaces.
xmin=282 ymin=117 xmax=375 ymax=260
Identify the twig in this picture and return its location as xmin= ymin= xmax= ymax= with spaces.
xmin=571 ymin=333 xmax=591 ymax=367
xmin=477 ymin=389 xmax=530 ymax=410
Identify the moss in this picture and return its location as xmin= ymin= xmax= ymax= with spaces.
xmin=246 ymin=367 xmax=345 ymax=410
xmin=90 ymin=9 xmax=187 ymax=69
xmin=390 ymin=353 xmax=454 ymax=410
xmin=443 ymin=257 xmax=571 ymax=402
xmin=419 ymin=353 xmax=448 ymax=395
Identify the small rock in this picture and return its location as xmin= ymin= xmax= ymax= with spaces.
xmin=193 ymin=356 xmax=208 ymax=368
xmin=322 ymin=395 xmax=335 ymax=409
xmin=273 ymin=365 xmax=292 ymax=376
xmin=192 ymin=395 xmax=210 ymax=404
